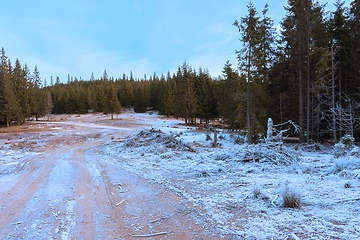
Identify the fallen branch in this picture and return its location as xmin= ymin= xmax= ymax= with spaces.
xmin=271 ymin=194 xmax=278 ymax=207
xmin=115 ymin=199 xmax=125 ymax=207
xmin=334 ymin=198 xmax=360 ymax=204
xmin=10 ymin=221 xmax=23 ymax=225
xmin=289 ymin=233 xmax=300 ymax=240
xmin=149 ymin=216 xmax=169 ymax=223
xmin=132 ymin=230 xmax=171 ymax=238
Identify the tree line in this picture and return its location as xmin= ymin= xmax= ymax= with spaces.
xmin=1 ymin=0 xmax=359 ymax=143
xmin=0 ymin=49 xmax=46 ymax=127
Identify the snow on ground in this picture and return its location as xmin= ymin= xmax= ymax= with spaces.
xmin=100 ymin=114 xmax=360 ymax=239
xmin=1 ymin=111 xmax=360 ymax=239
xmin=0 ymin=132 xmax=47 ymax=175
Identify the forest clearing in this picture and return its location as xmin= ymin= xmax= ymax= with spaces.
xmin=1 ymin=1 xmax=360 ymax=238
xmin=0 ymin=110 xmax=359 ymax=239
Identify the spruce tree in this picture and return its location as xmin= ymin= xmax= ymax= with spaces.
xmin=159 ymin=77 xmax=175 ymax=116
xmin=133 ymin=84 xmax=147 ymax=113
xmin=218 ymin=61 xmax=242 ymax=130
xmin=45 ymin=91 xmax=53 ymax=119
xmin=234 ymin=2 xmax=274 ymax=141
xmin=106 ymin=83 xmax=121 ymax=119
xmin=349 ymin=0 xmax=360 ymax=96
xmin=281 ymin=0 xmax=310 ymax=142
xmin=94 ymin=85 xmax=106 ymax=113
xmin=12 ymin=59 xmax=25 ymax=121
xmin=30 ymin=66 xmax=45 ymax=120
xmin=0 ymin=51 xmax=21 ymax=126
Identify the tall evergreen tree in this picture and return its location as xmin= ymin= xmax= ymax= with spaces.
xmin=234 ymin=2 xmax=259 ymax=142
xmin=12 ymin=59 xmax=31 ymax=122
xmin=158 ymin=74 xmax=175 ymax=116
xmin=133 ymin=84 xmax=147 ymax=113
xmin=0 ymin=51 xmax=21 ymax=126
xmin=94 ymin=85 xmax=106 ymax=113
xmin=218 ymin=61 xmax=242 ymax=130
xmin=281 ymin=0 xmax=311 ymax=142
xmin=349 ymin=0 xmax=360 ymax=95
xmin=195 ymin=68 xmax=217 ymax=124
xmin=234 ymin=2 xmax=274 ymax=141
xmin=106 ymin=83 xmax=121 ymax=119
xmin=30 ymin=66 xmax=45 ymax=120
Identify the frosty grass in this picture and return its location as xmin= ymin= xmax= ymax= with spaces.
xmin=101 ymin=128 xmax=360 ymax=239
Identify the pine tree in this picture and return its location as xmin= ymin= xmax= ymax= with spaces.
xmin=0 ymin=49 xmax=5 ymax=124
xmin=30 ymin=66 xmax=45 ymax=120
xmin=281 ymin=0 xmax=311 ymax=143
xmin=45 ymin=91 xmax=53 ymax=119
xmin=349 ymin=0 xmax=360 ymax=96
xmin=133 ymin=84 xmax=147 ymax=113
xmin=94 ymin=85 xmax=106 ymax=113
xmin=174 ymin=62 xmax=198 ymax=124
xmin=234 ymin=2 xmax=274 ymax=142
xmin=218 ymin=61 xmax=242 ymax=130
xmin=119 ymin=74 xmax=134 ymax=108
xmin=90 ymin=72 xmax=95 ymax=81
xmin=195 ymin=68 xmax=217 ymax=124
xmin=0 ymin=51 xmax=21 ymax=126
xmin=106 ymin=83 xmax=121 ymax=119
xmin=12 ymin=59 xmax=32 ymax=122
xmin=158 ymin=74 xmax=175 ymax=116
xmin=150 ymin=73 xmax=160 ymax=110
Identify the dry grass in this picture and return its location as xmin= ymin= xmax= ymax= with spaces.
xmin=280 ymin=185 xmax=302 ymax=208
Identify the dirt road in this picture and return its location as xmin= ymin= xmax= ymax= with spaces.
xmin=0 ymin=114 xmax=216 ymax=239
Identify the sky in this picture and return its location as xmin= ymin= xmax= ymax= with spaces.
xmin=0 ymin=0 xmax=338 ymax=83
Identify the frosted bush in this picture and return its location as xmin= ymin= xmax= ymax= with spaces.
xmin=333 ymin=135 xmax=355 ymax=158
xmin=251 ymin=184 xmax=262 ymax=198
xmin=280 ymin=184 xmax=302 ymax=208
xmin=341 ymin=134 xmax=355 ymax=147
xmin=296 ymin=162 xmax=314 ymax=174
xmin=328 ymin=158 xmax=350 ymax=174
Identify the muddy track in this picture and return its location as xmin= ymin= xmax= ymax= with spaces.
xmin=0 ymin=122 xmax=216 ymax=239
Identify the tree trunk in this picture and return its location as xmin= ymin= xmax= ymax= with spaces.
xmin=332 ymin=45 xmax=337 ymax=143
xmin=247 ymin=42 xmax=252 ymax=144
xmin=299 ymin=64 xmax=304 ymax=143
xmin=306 ymin=2 xmax=311 ymax=143
xmin=214 ymin=130 xmax=218 ymax=147
xmin=339 ymin=67 xmax=342 ymax=139
xmin=306 ymin=48 xmax=310 ymax=142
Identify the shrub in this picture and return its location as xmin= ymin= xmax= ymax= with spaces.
xmin=329 ymin=158 xmax=349 ymax=174
xmin=334 ymin=135 xmax=355 ymax=158
xmin=280 ymin=185 xmax=302 ymax=208
xmin=252 ymin=184 xmax=262 ymax=198
xmin=341 ymin=134 xmax=355 ymax=147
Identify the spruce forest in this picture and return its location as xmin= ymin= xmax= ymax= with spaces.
xmin=1 ymin=0 xmax=359 ymax=143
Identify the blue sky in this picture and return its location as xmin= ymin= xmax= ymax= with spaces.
xmin=1 ymin=0 xmax=336 ymax=83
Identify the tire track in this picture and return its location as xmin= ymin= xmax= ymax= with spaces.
xmin=0 ymin=146 xmax=69 ymax=231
